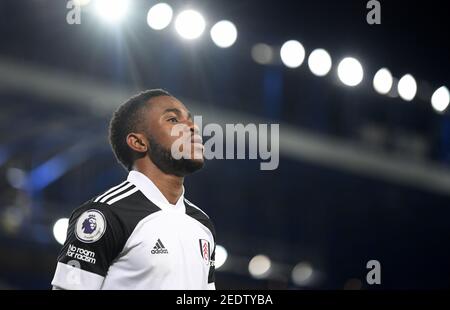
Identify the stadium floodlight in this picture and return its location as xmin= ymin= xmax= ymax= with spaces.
xmin=280 ymin=40 xmax=305 ymax=68
xmin=215 ymin=245 xmax=228 ymax=269
xmin=337 ymin=57 xmax=364 ymax=87
xmin=53 ymin=218 xmax=69 ymax=245
xmin=251 ymin=43 xmax=274 ymax=65
xmin=175 ymin=10 xmax=206 ymax=40
xmin=210 ymin=20 xmax=238 ymax=48
xmin=397 ymin=74 xmax=417 ymax=101
xmin=291 ymin=262 xmax=314 ymax=286
xmin=373 ymin=68 xmax=393 ymax=94
xmin=94 ymin=0 xmax=130 ymax=24
xmin=248 ymin=254 xmax=271 ymax=279
xmin=431 ymin=86 xmax=450 ymax=113
xmin=308 ymin=48 xmax=332 ymax=77
xmin=73 ymin=0 xmax=91 ymax=6
xmin=147 ymin=3 xmax=173 ymax=30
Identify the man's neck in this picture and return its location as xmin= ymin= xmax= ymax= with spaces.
xmin=132 ymin=162 xmax=184 ymax=205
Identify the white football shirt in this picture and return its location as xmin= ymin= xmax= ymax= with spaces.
xmin=51 ymin=170 xmax=216 ymax=290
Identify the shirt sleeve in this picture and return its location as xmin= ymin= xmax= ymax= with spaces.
xmin=51 ymin=201 xmax=125 ymax=290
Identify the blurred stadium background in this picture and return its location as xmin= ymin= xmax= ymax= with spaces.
xmin=0 ymin=0 xmax=450 ymax=289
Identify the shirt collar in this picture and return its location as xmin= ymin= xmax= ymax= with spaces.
xmin=127 ymin=170 xmax=186 ymax=213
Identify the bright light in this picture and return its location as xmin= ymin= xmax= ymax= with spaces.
xmin=210 ymin=20 xmax=238 ymax=48
xmin=251 ymin=43 xmax=274 ymax=65
xmin=175 ymin=10 xmax=206 ymax=40
xmin=431 ymin=86 xmax=450 ymax=113
xmin=215 ymin=245 xmax=228 ymax=269
xmin=147 ymin=3 xmax=173 ymax=30
xmin=73 ymin=0 xmax=91 ymax=6
xmin=308 ymin=48 xmax=332 ymax=76
xmin=6 ymin=168 xmax=27 ymax=189
xmin=397 ymin=74 xmax=417 ymax=101
xmin=248 ymin=254 xmax=271 ymax=279
xmin=280 ymin=40 xmax=305 ymax=68
xmin=291 ymin=262 xmax=314 ymax=286
xmin=94 ymin=0 xmax=129 ymax=24
xmin=53 ymin=218 xmax=69 ymax=245
xmin=373 ymin=68 xmax=393 ymax=95
xmin=337 ymin=57 xmax=364 ymax=86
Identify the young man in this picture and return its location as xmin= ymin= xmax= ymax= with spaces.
xmin=51 ymin=89 xmax=216 ymax=290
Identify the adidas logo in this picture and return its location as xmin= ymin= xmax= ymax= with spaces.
xmin=151 ymin=239 xmax=168 ymax=254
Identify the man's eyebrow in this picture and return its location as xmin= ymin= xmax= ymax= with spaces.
xmin=162 ymin=108 xmax=181 ymax=115
xmin=163 ymin=108 xmax=192 ymax=120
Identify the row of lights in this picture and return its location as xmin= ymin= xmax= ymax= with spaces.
xmin=248 ymin=255 xmax=314 ymax=286
xmin=79 ymin=0 xmax=450 ymax=113
xmin=146 ymin=3 xmax=238 ymax=48
xmin=274 ymin=40 xmax=449 ymax=112
xmin=53 ymin=218 xmax=313 ymax=286
xmin=75 ymin=0 xmax=238 ymax=48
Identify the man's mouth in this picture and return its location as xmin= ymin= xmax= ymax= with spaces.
xmin=191 ymin=135 xmax=203 ymax=145
xmin=190 ymin=135 xmax=204 ymax=158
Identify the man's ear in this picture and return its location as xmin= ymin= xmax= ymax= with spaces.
xmin=126 ymin=133 xmax=148 ymax=153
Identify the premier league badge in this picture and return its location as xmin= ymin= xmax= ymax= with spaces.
xmin=75 ymin=209 xmax=106 ymax=243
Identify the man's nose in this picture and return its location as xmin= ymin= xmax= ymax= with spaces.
xmin=187 ymin=120 xmax=200 ymax=135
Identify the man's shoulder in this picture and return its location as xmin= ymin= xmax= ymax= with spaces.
xmin=69 ymin=181 xmax=158 ymax=230
xmin=184 ymin=198 xmax=211 ymax=218
xmin=69 ymin=203 xmax=155 ymax=241
xmin=67 ymin=180 xmax=133 ymax=218
xmin=90 ymin=180 xmax=140 ymax=206
xmin=76 ymin=179 xmax=156 ymax=210
xmin=68 ymin=199 xmax=118 ymax=234
xmin=184 ymin=198 xmax=216 ymax=240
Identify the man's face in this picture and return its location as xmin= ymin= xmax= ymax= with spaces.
xmin=141 ymin=96 xmax=204 ymax=176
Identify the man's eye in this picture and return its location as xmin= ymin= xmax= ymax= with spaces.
xmin=168 ymin=117 xmax=178 ymax=123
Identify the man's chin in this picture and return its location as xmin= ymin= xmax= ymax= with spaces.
xmin=146 ymin=136 xmax=205 ymax=177
xmin=182 ymin=158 xmax=205 ymax=174
xmin=163 ymin=157 xmax=205 ymax=177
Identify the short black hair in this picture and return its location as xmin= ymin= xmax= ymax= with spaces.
xmin=109 ymin=89 xmax=172 ymax=171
